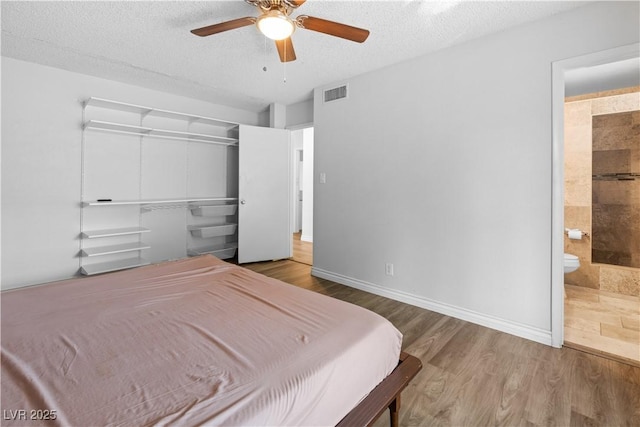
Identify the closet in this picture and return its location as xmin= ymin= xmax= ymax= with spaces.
xmin=80 ymin=97 xmax=290 ymax=275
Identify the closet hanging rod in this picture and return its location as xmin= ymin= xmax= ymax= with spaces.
xmin=142 ymin=205 xmax=191 ymax=211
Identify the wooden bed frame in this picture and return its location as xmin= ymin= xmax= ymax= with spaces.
xmin=337 ymin=352 xmax=423 ymax=427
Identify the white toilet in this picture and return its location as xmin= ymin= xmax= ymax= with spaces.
xmin=564 ymin=253 xmax=580 ymax=274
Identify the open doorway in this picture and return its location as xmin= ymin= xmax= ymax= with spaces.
xmin=563 ymin=83 xmax=639 ymax=366
xmin=291 ymin=127 xmax=313 ymax=265
xmin=551 ymin=43 xmax=639 ymax=365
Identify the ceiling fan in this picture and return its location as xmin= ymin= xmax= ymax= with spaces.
xmin=190 ymin=0 xmax=370 ymax=62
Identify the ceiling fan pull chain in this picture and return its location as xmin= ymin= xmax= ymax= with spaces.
xmin=263 ymin=36 xmax=268 ymax=72
xmin=282 ymin=39 xmax=289 ymax=83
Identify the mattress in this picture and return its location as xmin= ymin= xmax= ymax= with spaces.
xmin=1 ymin=255 xmax=402 ymax=426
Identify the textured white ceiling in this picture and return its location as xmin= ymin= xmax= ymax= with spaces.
xmin=1 ymin=0 xmax=589 ymax=112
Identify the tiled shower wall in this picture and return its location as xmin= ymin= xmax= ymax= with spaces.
xmin=592 ymin=111 xmax=640 ymax=268
xmin=564 ymin=87 xmax=639 ymax=296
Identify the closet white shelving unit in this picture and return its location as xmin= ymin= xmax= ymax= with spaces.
xmin=80 ymin=97 xmax=240 ymax=275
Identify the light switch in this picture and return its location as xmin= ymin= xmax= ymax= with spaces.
xmin=320 ymin=172 xmax=326 ymax=184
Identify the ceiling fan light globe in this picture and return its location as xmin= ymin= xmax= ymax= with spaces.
xmin=257 ymin=11 xmax=295 ymax=40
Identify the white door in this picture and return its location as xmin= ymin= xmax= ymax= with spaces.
xmin=238 ymin=125 xmax=292 ymax=263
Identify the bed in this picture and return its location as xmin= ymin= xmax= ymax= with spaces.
xmin=1 ymin=255 xmax=421 ymax=426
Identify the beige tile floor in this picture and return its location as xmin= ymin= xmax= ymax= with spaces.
xmin=564 ymin=284 xmax=640 ymax=366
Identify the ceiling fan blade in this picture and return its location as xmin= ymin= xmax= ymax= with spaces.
xmin=191 ymin=17 xmax=255 ymax=37
xmin=296 ymin=15 xmax=369 ymax=43
xmin=275 ymin=37 xmax=296 ymax=62
xmin=288 ymin=0 xmax=306 ymax=7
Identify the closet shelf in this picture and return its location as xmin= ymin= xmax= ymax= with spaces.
xmin=81 ymin=242 xmax=150 ymax=257
xmin=84 ymin=120 xmax=239 ymax=145
xmin=82 ymin=226 xmax=150 ymax=239
xmin=188 ymin=242 xmax=238 ymax=259
xmin=83 ymin=197 xmax=238 ymax=207
xmin=190 ymin=204 xmax=238 ymax=217
xmin=80 ymin=257 xmax=150 ymax=276
xmin=188 ymin=223 xmax=237 ymax=238
xmin=84 ymin=97 xmax=240 ymax=130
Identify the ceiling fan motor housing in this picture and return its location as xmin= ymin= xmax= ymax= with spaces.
xmin=256 ymin=9 xmax=296 ymax=40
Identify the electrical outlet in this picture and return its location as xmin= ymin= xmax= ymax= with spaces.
xmin=385 ymin=263 xmax=394 ymax=276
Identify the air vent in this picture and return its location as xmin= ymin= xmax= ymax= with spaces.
xmin=324 ymin=84 xmax=348 ymax=103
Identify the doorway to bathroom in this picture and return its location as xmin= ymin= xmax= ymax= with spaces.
xmin=554 ymin=45 xmax=639 ymax=366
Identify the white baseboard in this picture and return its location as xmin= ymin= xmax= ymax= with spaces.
xmin=311 ymin=267 xmax=553 ymax=347
xmin=300 ymin=234 xmax=313 ymax=243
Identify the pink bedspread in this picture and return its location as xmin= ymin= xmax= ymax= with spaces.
xmin=1 ymin=255 xmax=402 ymax=426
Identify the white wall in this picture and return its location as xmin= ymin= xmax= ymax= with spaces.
xmin=1 ymin=57 xmax=263 ymax=289
xmin=286 ymin=99 xmax=313 ymax=129
xmin=312 ymin=1 xmax=640 ymax=345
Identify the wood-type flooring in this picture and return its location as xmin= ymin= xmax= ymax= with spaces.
xmin=291 ymin=232 xmax=312 ymax=265
xmin=243 ymin=260 xmax=640 ymax=427
xmin=564 ymin=284 xmax=640 ymax=367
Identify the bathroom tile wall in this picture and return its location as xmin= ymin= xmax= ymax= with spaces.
xmin=564 ymin=87 xmax=640 ymax=296
xmin=592 ymin=110 xmax=640 ymax=268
